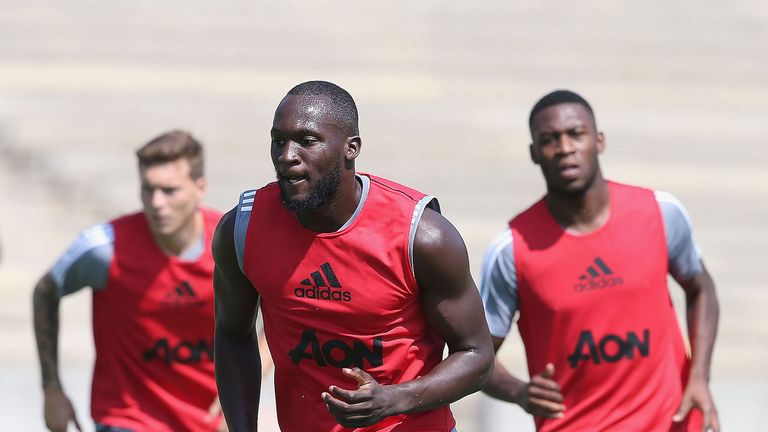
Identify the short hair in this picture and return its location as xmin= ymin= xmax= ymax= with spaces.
xmin=287 ymin=81 xmax=359 ymax=135
xmin=529 ymin=90 xmax=595 ymax=131
xmin=136 ymin=130 xmax=204 ymax=179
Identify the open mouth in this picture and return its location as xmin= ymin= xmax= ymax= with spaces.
xmin=558 ymin=164 xmax=580 ymax=178
xmin=279 ymin=173 xmax=308 ymax=186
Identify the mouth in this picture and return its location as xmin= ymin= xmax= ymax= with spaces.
xmin=557 ymin=163 xmax=580 ymax=179
xmin=151 ymin=215 xmax=171 ymax=226
xmin=278 ymin=172 xmax=308 ymax=187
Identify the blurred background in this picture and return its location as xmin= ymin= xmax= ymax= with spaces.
xmin=1 ymin=0 xmax=767 ymax=430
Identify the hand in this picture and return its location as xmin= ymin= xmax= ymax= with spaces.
xmin=517 ymin=363 xmax=566 ymax=419
xmin=205 ymin=396 xmax=229 ymax=432
xmin=673 ymin=377 xmax=719 ymax=432
xmin=322 ymin=367 xmax=400 ymax=428
xmin=43 ymin=387 xmax=82 ymax=432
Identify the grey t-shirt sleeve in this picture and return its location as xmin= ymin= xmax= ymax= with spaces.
xmin=50 ymin=223 xmax=114 ymax=297
xmin=655 ymin=191 xmax=704 ymax=281
xmin=479 ymin=227 xmax=518 ymax=338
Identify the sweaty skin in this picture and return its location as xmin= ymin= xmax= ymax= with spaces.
xmin=214 ymin=91 xmax=494 ymax=430
xmin=320 ymin=207 xmax=493 ymax=428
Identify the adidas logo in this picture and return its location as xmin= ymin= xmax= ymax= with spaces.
xmin=169 ymin=281 xmax=196 ymax=298
xmin=164 ymin=281 xmax=205 ymax=306
xmin=573 ymin=257 xmax=624 ymax=292
xmin=294 ymin=262 xmax=352 ymax=302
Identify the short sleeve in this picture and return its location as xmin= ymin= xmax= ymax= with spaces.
xmin=50 ymin=223 xmax=114 ymax=296
xmin=479 ymin=227 xmax=519 ymax=338
xmin=655 ymin=191 xmax=704 ymax=281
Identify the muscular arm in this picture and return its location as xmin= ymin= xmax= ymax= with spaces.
xmin=212 ymin=209 xmax=262 ymax=432
xmin=395 ymin=208 xmax=494 ymax=411
xmin=33 ymin=273 xmax=63 ymax=392
xmin=34 ymin=273 xmax=83 ymax=431
xmin=677 ymin=264 xmax=719 ymax=384
xmin=322 ymin=208 xmax=493 ymax=428
xmin=672 ymin=263 xmax=720 ymax=429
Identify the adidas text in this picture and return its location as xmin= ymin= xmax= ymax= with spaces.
xmin=574 ymin=276 xmax=624 ymax=292
xmin=294 ymin=286 xmax=352 ymax=302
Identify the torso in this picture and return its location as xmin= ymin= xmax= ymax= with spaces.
xmin=90 ymin=207 xmax=221 ymax=432
xmin=512 ymin=182 xmax=696 ymax=431
xmin=241 ymin=174 xmax=455 ymax=432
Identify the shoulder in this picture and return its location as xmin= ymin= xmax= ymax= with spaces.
xmin=213 ymin=207 xmax=237 ymax=261
xmin=414 ymin=208 xmax=461 ymax=250
xmin=484 ymin=227 xmax=513 ymax=259
xmin=654 ymin=190 xmax=688 ymax=211
xmin=50 ymin=222 xmax=115 ymax=291
xmin=57 ymin=223 xmax=115 ymax=260
xmin=654 ymin=190 xmax=695 ymax=225
xmin=200 ymin=206 xmax=224 ymax=222
xmin=509 ymin=197 xmax=546 ymax=230
xmin=109 ymin=210 xmax=146 ymax=227
xmin=367 ymin=173 xmax=440 ymax=209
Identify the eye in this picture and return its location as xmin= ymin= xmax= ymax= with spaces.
xmin=271 ymin=138 xmax=284 ymax=146
xmin=539 ymin=135 xmax=556 ymax=146
xmin=301 ymin=137 xmax=318 ymax=146
xmin=161 ymin=187 xmax=178 ymax=195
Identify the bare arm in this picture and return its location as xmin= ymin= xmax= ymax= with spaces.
xmin=483 ymin=336 xmax=565 ymax=418
xmin=483 ymin=336 xmax=527 ymax=403
xmin=212 ymin=209 xmax=262 ymax=432
xmin=402 ymin=208 xmax=494 ymax=409
xmin=33 ymin=274 xmax=63 ymax=392
xmin=33 ymin=273 xmax=82 ymax=432
xmin=323 ymin=208 xmax=494 ymax=427
xmin=673 ymin=264 xmax=720 ymax=430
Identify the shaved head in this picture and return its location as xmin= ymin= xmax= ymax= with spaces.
xmin=287 ymin=81 xmax=359 ymax=135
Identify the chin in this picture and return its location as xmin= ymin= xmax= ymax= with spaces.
xmin=153 ymin=224 xmax=177 ymax=237
xmin=549 ymin=179 xmax=588 ymax=195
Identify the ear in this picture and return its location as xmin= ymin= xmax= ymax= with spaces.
xmin=529 ymin=143 xmax=540 ymax=165
xmin=194 ymin=176 xmax=208 ymax=199
xmin=345 ymin=136 xmax=362 ymax=161
xmin=596 ymin=131 xmax=605 ymax=155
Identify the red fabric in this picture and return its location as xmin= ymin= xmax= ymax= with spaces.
xmin=512 ymin=182 xmax=701 ymax=431
xmin=91 ymin=208 xmax=222 ymax=432
xmin=243 ymin=174 xmax=455 ymax=432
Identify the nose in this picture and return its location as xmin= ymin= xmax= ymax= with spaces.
xmin=276 ymin=141 xmax=300 ymax=166
xmin=151 ymin=189 xmax=165 ymax=209
xmin=555 ymin=134 xmax=576 ymax=155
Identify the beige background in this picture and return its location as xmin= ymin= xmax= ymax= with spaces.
xmin=1 ymin=1 xmax=766 ymax=430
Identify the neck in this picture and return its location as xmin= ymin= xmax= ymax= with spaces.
xmin=153 ymin=210 xmax=204 ymax=256
xmin=545 ymin=173 xmax=610 ymax=234
xmin=296 ymin=174 xmax=362 ymax=233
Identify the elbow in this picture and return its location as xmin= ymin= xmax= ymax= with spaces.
xmin=466 ymin=346 xmax=495 ymax=393
xmin=32 ymin=275 xmax=57 ymax=309
xmin=478 ymin=349 xmax=495 ymax=389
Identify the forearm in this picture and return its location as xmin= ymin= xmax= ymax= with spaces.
xmin=394 ymin=347 xmax=492 ymax=414
xmin=215 ymin=325 xmax=262 ymax=431
xmin=686 ymin=274 xmax=719 ymax=381
xmin=482 ymin=357 xmax=528 ymax=404
xmin=32 ymin=276 xmax=62 ymax=390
